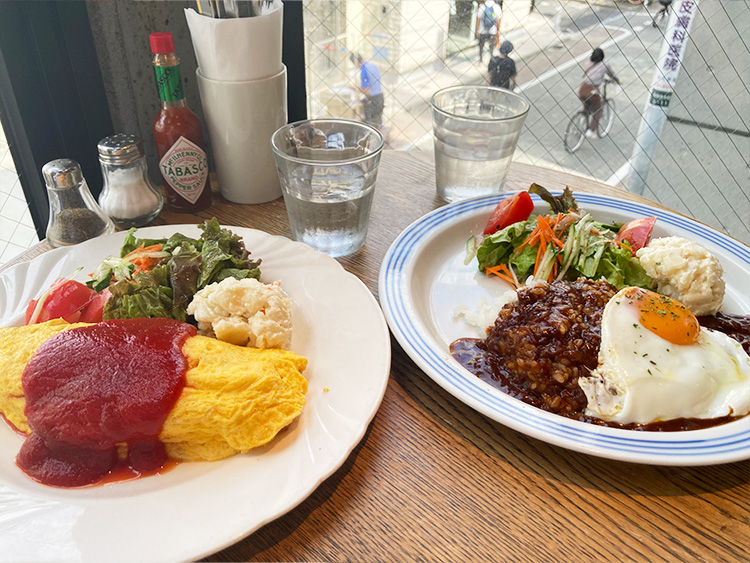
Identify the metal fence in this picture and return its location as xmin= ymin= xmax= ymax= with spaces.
xmin=302 ymin=0 xmax=750 ymax=244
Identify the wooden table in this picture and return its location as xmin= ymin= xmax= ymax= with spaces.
xmin=2 ymin=151 xmax=748 ymax=562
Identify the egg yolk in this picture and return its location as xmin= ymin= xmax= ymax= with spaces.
xmin=626 ymin=287 xmax=700 ymax=345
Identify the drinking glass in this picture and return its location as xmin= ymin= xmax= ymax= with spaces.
xmin=430 ymin=86 xmax=529 ymax=203
xmin=271 ymin=119 xmax=384 ymax=258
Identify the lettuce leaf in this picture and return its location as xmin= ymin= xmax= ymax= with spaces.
xmin=169 ymin=248 xmax=202 ymax=313
xmin=197 ymin=218 xmax=261 ymax=288
xmin=120 ymin=229 xmax=200 ymax=257
xmin=98 ymin=218 xmax=262 ymax=322
xmin=595 ymin=244 xmax=654 ymax=290
xmin=103 ymin=265 xmax=181 ymax=321
xmin=476 ymin=219 xmax=535 ymax=273
xmin=528 ymin=184 xmax=579 ymax=214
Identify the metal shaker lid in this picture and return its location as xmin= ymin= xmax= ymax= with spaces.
xmin=42 ymin=159 xmax=84 ymax=190
xmin=97 ymin=133 xmax=145 ymax=165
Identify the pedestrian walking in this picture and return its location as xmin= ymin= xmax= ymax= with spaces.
xmin=578 ymin=47 xmax=620 ymax=138
xmin=475 ymin=0 xmax=501 ymax=63
xmin=487 ymin=40 xmax=516 ymax=90
xmin=352 ymin=53 xmax=384 ymax=130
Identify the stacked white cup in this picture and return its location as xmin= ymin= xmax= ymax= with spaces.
xmin=185 ymin=5 xmax=287 ymax=204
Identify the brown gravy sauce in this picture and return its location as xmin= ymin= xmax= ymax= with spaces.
xmin=698 ymin=312 xmax=750 ymax=354
xmin=450 ymin=337 xmax=738 ymax=431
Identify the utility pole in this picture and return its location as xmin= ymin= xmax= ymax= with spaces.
xmin=624 ymin=0 xmax=700 ymax=195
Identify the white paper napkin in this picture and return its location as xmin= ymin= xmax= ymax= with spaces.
xmin=184 ymin=2 xmax=283 ymax=82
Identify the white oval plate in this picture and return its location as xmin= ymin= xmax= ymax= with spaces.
xmin=379 ymin=192 xmax=750 ymax=466
xmin=0 ymin=225 xmax=390 ymax=563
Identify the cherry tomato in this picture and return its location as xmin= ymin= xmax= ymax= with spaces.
xmin=616 ymin=217 xmax=657 ymax=255
xmin=25 ymin=279 xmax=99 ymax=325
xmin=482 ymin=191 xmax=535 ymax=235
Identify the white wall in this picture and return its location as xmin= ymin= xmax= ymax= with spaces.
xmin=396 ymin=0 xmax=451 ymax=73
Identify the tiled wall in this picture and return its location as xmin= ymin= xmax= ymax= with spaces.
xmin=0 ymin=125 xmax=39 ymax=267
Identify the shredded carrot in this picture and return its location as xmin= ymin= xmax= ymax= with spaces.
xmin=534 ymin=230 xmax=547 ymax=275
xmin=123 ymin=243 xmax=162 ymax=259
xmin=540 ymin=215 xmax=565 ymax=249
xmin=611 ymin=239 xmax=631 ymax=250
xmin=517 ymin=215 xmax=544 ymax=252
xmin=555 ymin=213 xmax=578 ymax=235
xmin=518 ymin=215 xmax=565 ymax=256
xmin=509 ymin=214 xmax=569 ymax=281
xmin=516 ymin=231 xmax=539 ymax=253
xmin=124 ymin=243 xmax=164 ymax=275
xmin=486 ymin=263 xmax=518 ymax=288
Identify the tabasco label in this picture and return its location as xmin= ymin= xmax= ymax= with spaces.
xmin=159 ymin=136 xmax=208 ymax=204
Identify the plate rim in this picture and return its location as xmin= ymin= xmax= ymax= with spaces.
xmin=378 ymin=191 xmax=750 ymax=466
xmin=0 ymin=224 xmax=391 ymax=562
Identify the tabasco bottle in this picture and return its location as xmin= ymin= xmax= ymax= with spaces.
xmin=150 ymin=32 xmax=211 ymax=212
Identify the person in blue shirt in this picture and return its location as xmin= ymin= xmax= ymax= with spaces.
xmin=352 ymin=53 xmax=384 ymax=129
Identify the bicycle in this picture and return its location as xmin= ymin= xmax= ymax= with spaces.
xmin=564 ymin=79 xmax=617 ymax=153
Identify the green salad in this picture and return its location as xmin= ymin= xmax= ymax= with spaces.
xmin=87 ymin=218 xmax=261 ymax=321
xmin=466 ymin=186 xmax=655 ymax=290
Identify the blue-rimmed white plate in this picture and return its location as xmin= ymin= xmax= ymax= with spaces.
xmin=378 ymin=192 xmax=750 ymax=466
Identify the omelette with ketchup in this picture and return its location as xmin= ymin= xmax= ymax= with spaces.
xmin=0 ymin=318 xmax=307 ymax=487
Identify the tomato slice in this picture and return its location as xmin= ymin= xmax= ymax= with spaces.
xmin=25 ymin=279 xmax=99 ymax=325
xmin=616 ymin=217 xmax=657 ymax=256
xmin=482 ymin=191 xmax=535 ymax=235
xmin=78 ymin=288 xmax=112 ymax=323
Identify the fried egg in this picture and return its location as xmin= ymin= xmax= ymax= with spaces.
xmin=578 ymin=287 xmax=750 ymax=424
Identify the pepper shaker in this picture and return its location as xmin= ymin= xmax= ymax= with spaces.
xmin=97 ymin=134 xmax=164 ymax=228
xmin=43 ymin=159 xmax=115 ymax=247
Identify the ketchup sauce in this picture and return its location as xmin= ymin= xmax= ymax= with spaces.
xmin=18 ymin=318 xmax=196 ymax=487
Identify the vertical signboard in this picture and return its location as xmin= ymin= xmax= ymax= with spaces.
xmin=625 ymin=0 xmax=700 ymax=195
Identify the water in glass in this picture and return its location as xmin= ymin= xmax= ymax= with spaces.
xmin=434 ymin=130 xmax=514 ymax=202
xmin=284 ymin=164 xmax=375 ymax=258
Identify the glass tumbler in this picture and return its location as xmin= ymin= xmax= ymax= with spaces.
xmin=430 ymin=86 xmax=529 ymax=203
xmin=271 ymin=119 xmax=384 ymax=258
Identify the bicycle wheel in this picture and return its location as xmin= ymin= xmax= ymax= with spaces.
xmin=598 ymin=100 xmax=615 ymax=138
xmin=564 ymin=112 xmax=588 ymax=153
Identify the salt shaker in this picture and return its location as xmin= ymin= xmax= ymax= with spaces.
xmin=97 ymin=134 xmax=164 ymax=228
xmin=43 ymin=159 xmax=115 ymax=247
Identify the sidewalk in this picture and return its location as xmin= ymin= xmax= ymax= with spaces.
xmin=382 ymin=0 xmax=748 ymax=243
xmin=384 ymin=1 xmax=555 ymax=150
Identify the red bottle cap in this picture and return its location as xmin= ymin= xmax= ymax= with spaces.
xmin=149 ymin=32 xmax=175 ymax=54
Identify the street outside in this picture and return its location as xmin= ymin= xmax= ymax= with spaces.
xmin=378 ymin=0 xmax=749 ymax=244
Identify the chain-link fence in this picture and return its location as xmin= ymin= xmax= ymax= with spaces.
xmin=302 ymin=0 xmax=749 ymax=244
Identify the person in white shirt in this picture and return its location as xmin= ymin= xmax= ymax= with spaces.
xmin=578 ymin=47 xmax=620 ymax=138
xmin=475 ymin=0 xmax=501 ymax=63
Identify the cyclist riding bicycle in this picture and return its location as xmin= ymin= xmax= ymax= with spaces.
xmin=578 ymin=48 xmax=620 ymax=139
